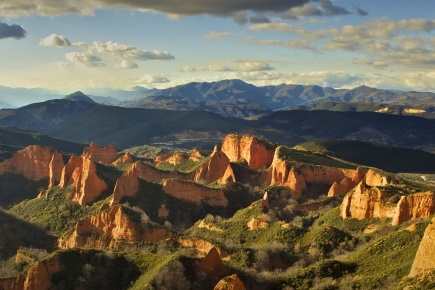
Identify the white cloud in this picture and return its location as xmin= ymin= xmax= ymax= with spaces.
xmin=39 ymin=34 xmax=71 ymax=47
xmin=119 ymin=60 xmax=138 ymax=69
xmin=65 ymin=52 xmax=105 ymax=67
xmin=181 ymin=66 xmax=197 ymax=72
xmin=135 ymin=74 xmax=171 ymax=85
xmin=206 ymin=31 xmax=232 ymax=40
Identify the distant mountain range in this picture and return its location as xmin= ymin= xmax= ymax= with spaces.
xmin=1 ymin=80 xmax=435 ymax=119
xmin=1 ymin=97 xmax=434 ymax=152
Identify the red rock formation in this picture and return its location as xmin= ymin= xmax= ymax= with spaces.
xmin=0 ymin=255 xmax=62 ymax=290
xmin=265 ymin=148 xmax=364 ymax=198
xmin=262 ymin=191 xmax=270 ymax=209
xmin=247 ymin=217 xmax=268 ymax=230
xmin=83 ymin=142 xmax=118 ymax=164
xmin=221 ymin=134 xmax=276 ymax=170
xmin=364 ymin=169 xmax=389 ymax=187
xmin=177 ymin=238 xmax=229 ymax=258
xmin=194 ymin=146 xmax=235 ymax=185
xmin=0 ymin=145 xmax=62 ymax=182
xmin=162 ymin=178 xmax=228 ymax=207
xmin=49 ymin=152 xmax=64 ymax=188
xmin=59 ymin=153 xmax=107 ymax=205
xmin=197 ymin=247 xmax=227 ymax=275
xmin=112 ymin=152 xmax=134 ymax=165
xmin=328 ymin=177 xmax=356 ymax=197
xmin=392 ymin=192 xmax=435 ymax=226
xmin=214 ymin=274 xmax=246 ymax=290
xmin=341 ymin=182 xmax=396 ymax=220
xmin=409 ymin=218 xmax=435 ymax=277
xmin=111 ymin=161 xmax=186 ymax=205
xmin=59 ymin=205 xmax=173 ymax=249
xmin=154 ymin=148 xmax=204 ymax=166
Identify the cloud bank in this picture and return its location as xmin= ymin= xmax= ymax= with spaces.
xmin=0 ymin=21 xmax=26 ymax=39
xmin=0 ymin=0 xmax=365 ymax=23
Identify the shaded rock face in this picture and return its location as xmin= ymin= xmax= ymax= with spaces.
xmin=83 ymin=142 xmax=118 ymax=164
xmin=340 ymin=182 xmax=395 ymax=220
xmin=197 ymin=247 xmax=227 ymax=276
xmin=392 ymin=192 xmax=435 ymax=226
xmin=410 ymin=218 xmax=435 ymax=277
xmin=0 ymin=145 xmax=62 ymax=182
xmin=110 ymin=161 xmax=186 ymax=205
xmin=59 ymin=205 xmax=173 ymax=250
xmin=0 ymin=255 xmax=62 ymax=290
xmin=59 ymin=153 xmax=107 ymax=205
xmin=162 ymin=178 xmax=228 ymax=207
xmin=194 ymin=146 xmax=235 ymax=185
xmin=221 ymin=134 xmax=276 ymax=170
xmin=214 ymin=274 xmax=247 ymax=290
xmin=112 ymin=152 xmax=134 ymax=165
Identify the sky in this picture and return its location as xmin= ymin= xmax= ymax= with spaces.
xmin=0 ymin=0 xmax=435 ymax=93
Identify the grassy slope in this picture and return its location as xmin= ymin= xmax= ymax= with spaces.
xmin=294 ymin=140 xmax=435 ymax=173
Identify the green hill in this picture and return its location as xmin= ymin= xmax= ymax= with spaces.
xmin=294 ymin=140 xmax=435 ymax=173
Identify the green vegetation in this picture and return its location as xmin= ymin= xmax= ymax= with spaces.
xmin=294 ymin=140 xmax=435 ymax=173
xmin=123 ymin=145 xmax=173 ymax=159
xmin=156 ymin=156 xmax=210 ymax=174
xmin=277 ymin=146 xmax=356 ymax=169
xmin=9 ymin=186 xmax=108 ymax=236
xmin=0 ymin=208 xmax=55 ymax=261
xmin=0 ymin=126 xmax=85 ymax=154
xmin=0 ymin=173 xmax=48 ymax=208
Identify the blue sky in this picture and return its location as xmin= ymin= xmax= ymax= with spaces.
xmin=0 ymin=0 xmax=434 ymax=93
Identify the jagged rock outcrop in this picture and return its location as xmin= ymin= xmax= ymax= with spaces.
xmin=262 ymin=191 xmax=270 ymax=209
xmin=154 ymin=148 xmax=204 ymax=166
xmin=177 ymin=238 xmax=229 ymax=258
xmin=265 ymin=148 xmax=364 ymax=198
xmin=392 ymin=192 xmax=435 ymax=226
xmin=163 ymin=178 xmax=228 ymax=207
xmin=48 ymin=152 xmax=64 ymax=188
xmin=83 ymin=142 xmax=118 ymax=164
xmin=364 ymin=169 xmax=390 ymax=187
xmin=340 ymin=181 xmax=396 ymax=220
xmin=194 ymin=146 xmax=235 ymax=185
xmin=59 ymin=205 xmax=173 ymax=249
xmin=0 ymin=254 xmax=62 ymax=290
xmin=0 ymin=145 xmax=63 ymax=182
xmin=110 ymin=161 xmax=186 ymax=205
xmin=409 ymin=218 xmax=435 ymax=277
xmin=247 ymin=217 xmax=268 ymax=230
xmin=214 ymin=274 xmax=247 ymax=290
xmin=59 ymin=153 xmax=107 ymax=205
xmin=197 ymin=247 xmax=227 ymax=276
xmin=112 ymin=152 xmax=134 ymax=165
xmin=221 ymin=134 xmax=276 ymax=170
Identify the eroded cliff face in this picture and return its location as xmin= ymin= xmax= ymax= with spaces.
xmin=409 ymin=218 xmax=435 ymax=277
xmin=0 ymin=145 xmax=63 ymax=182
xmin=112 ymin=152 xmax=134 ymax=166
xmin=340 ymin=181 xmax=395 ymax=220
xmin=364 ymin=169 xmax=390 ymax=187
xmin=163 ymin=178 xmax=228 ymax=207
xmin=221 ymin=134 xmax=276 ymax=170
xmin=177 ymin=238 xmax=229 ymax=258
xmin=0 ymin=254 xmax=62 ymax=290
xmin=213 ymin=274 xmax=247 ymax=290
xmin=264 ymin=148 xmax=364 ymax=198
xmin=110 ymin=161 xmax=187 ymax=205
xmin=83 ymin=142 xmax=118 ymax=164
xmin=59 ymin=153 xmax=107 ymax=205
xmin=154 ymin=149 xmax=204 ymax=166
xmin=48 ymin=152 xmax=64 ymax=188
xmin=194 ymin=146 xmax=235 ymax=185
xmin=392 ymin=192 xmax=435 ymax=226
xmin=341 ymin=182 xmax=435 ymax=225
xmin=59 ymin=205 xmax=173 ymax=250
